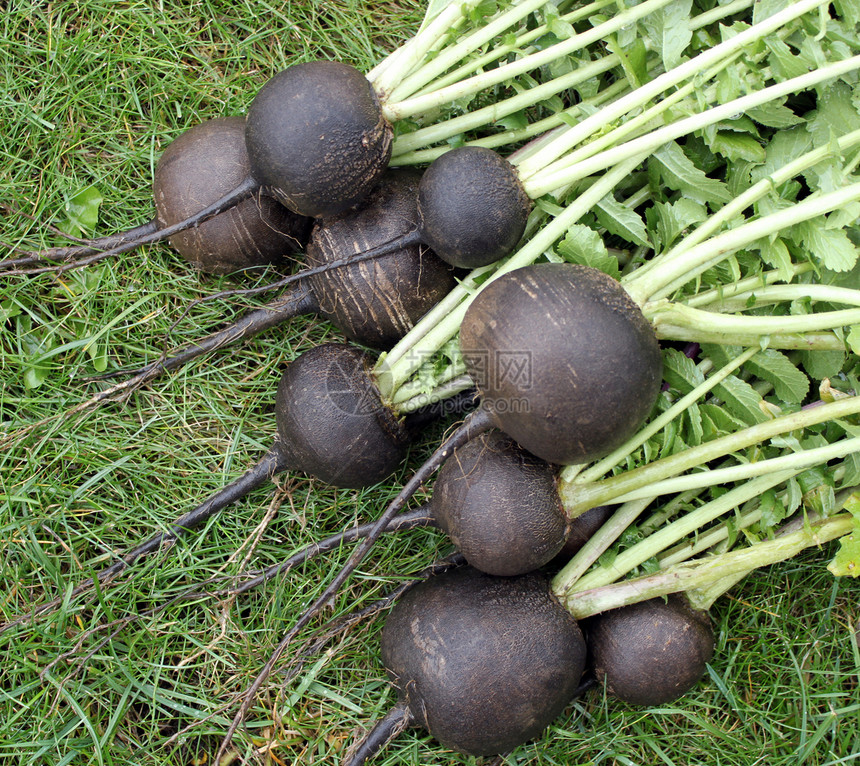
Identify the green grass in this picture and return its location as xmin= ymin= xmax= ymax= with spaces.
xmin=1 ymin=2 xmax=859 ymax=765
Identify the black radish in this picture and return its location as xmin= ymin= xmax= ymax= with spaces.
xmin=245 ymin=61 xmax=392 ymax=219
xmin=152 ymin=117 xmax=311 ymax=274
xmin=2 ymin=117 xmax=311 ymax=275
xmin=320 ymin=146 xmax=532 ymax=270
xmin=584 ymin=594 xmax=714 ymax=706
xmin=348 ymin=565 xmax=587 ymax=762
xmin=459 ymin=262 xmax=663 ymax=466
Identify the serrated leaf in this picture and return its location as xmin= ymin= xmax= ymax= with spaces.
xmin=707 ymin=131 xmax=766 ymax=163
xmin=796 ymin=219 xmax=859 ymax=273
xmin=594 ymin=193 xmax=650 ymax=248
xmin=640 ymin=0 xmax=693 ymax=71
xmin=800 ymin=349 xmax=846 ymax=379
xmin=828 ymin=532 xmax=860 ymax=577
xmin=754 ymin=237 xmax=795 ymax=283
xmin=765 ymin=36 xmax=811 ymax=82
xmin=807 ymin=81 xmax=860 ymax=145
xmin=652 ymin=141 xmax=731 ymax=206
xmin=556 ymin=224 xmax=619 ymax=279
xmin=745 ymin=348 xmax=809 ymax=404
xmin=662 ymin=347 xmax=705 ymax=393
xmin=746 ymin=100 xmax=804 ymax=129
xmin=646 ymin=197 xmax=708 ymax=252
xmin=751 ymin=127 xmax=813 ymax=184
xmin=847 ymin=325 xmax=860 ymax=356
xmin=713 ymin=373 xmax=769 ymax=425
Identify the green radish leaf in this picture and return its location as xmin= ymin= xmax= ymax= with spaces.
xmin=640 ymin=0 xmax=693 ymax=71
xmin=744 ymin=349 xmax=810 ymax=404
xmin=765 ymin=36 xmax=811 ymax=82
xmin=807 ymin=81 xmax=860 ymax=145
xmin=646 ymin=198 xmax=708 ymax=252
xmin=795 ymin=219 xmax=859 ymax=273
xmin=662 ymin=347 xmax=705 ymax=393
xmin=556 ymin=224 xmax=619 ymax=279
xmin=828 ymin=529 xmax=860 ymax=578
xmin=713 ymin=373 xmax=769 ymax=425
xmin=59 ymin=185 xmax=103 ymax=238
xmin=594 ymin=193 xmax=650 ymax=248
xmin=746 ymin=100 xmax=804 ymax=129
xmin=754 ymin=237 xmax=794 ymax=283
xmin=800 ymin=349 xmax=846 ymax=380
xmin=651 ymin=141 xmax=732 ymax=206
xmin=707 ymin=131 xmax=766 ymax=163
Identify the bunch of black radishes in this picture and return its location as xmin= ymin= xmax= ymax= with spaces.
xmin=4 ymin=1 xmax=859 ymax=764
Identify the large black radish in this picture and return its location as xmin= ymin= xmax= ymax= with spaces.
xmin=584 ymin=594 xmax=715 ymax=706
xmin=2 ymin=117 xmax=311 ymax=275
xmin=346 ymin=565 xmax=587 ymax=762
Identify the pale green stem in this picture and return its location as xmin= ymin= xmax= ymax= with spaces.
xmin=563 ymin=346 xmax=760 ymax=486
xmin=391 ymin=0 xmax=755 ymax=161
xmin=405 ymin=0 xmax=621 ymax=99
xmin=373 ymin=154 xmax=646 ymax=397
xmin=625 ymin=180 xmax=860 ymax=305
xmin=559 ymin=470 xmax=795 ymax=595
xmin=554 ymin=496 xmax=656 ymax=591
xmin=690 ymin=284 xmax=860 ymax=313
xmin=681 ymin=264 xmax=814 ymax=309
xmin=555 ymin=514 xmax=854 ymax=617
xmin=368 ymin=1 xmax=481 ymax=100
xmin=395 ymin=374 xmax=475 ymax=414
xmin=607 ymin=437 xmax=860 ymax=504
xmin=515 ymin=0 xmax=826 ymax=180
xmin=558 ymin=396 xmax=860 ymax=517
xmin=654 ymin=328 xmax=846 ymax=351
xmin=391 ymin=70 xmax=639 ymax=165
xmin=648 ymin=302 xmax=860 ymax=340
xmin=382 ymin=0 xmax=680 ymax=122
xmin=385 ymin=0 xmax=555 ymax=105
xmin=392 ymin=358 xmax=468 ymax=407
xmin=391 ymin=53 xmax=622 ymax=157
xmin=526 ymin=55 xmax=860 ymax=199
xmin=626 ymin=129 xmax=860 ymax=285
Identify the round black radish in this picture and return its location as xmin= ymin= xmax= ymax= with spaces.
xmin=153 ymin=117 xmax=311 ymax=274
xmin=417 ymin=146 xmax=531 ymax=268
xmin=585 ymin=594 xmax=714 ymax=706
xmin=306 ymin=169 xmax=455 ymax=349
xmin=245 ymin=61 xmax=393 ymax=219
xmin=431 ymin=430 xmax=569 ymax=576
xmin=459 ymin=263 xmax=663 ymax=465
xmin=275 ymin=343 xmax=410 ymax=488
xmin=381 ymin=565 xmax=586 ymax=756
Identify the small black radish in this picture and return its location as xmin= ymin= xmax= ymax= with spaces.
xmin=584 ymin=594 xmax=715 ymax=705
xmin=245 ymin=61 xmax=393 ymax=219
xmin=2 ymin=117 xmax=310 ymax=275
xmin=330 ymin=145 xmax=532 ymax=269
xmin=347 ymin=565 xmax=587 ymax=762
xmin=152 ymin=117 xmax=311 ymax=274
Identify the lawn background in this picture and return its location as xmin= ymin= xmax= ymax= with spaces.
xmin=1 ymin=2 xmax=858 ymax=765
